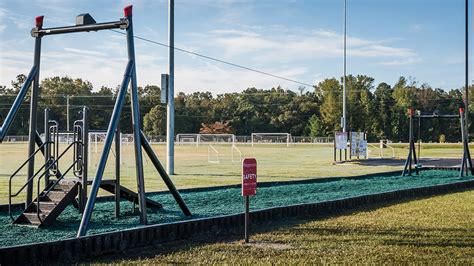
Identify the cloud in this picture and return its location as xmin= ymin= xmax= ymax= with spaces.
xmin=379 ymin=57 xmax=421 ymax=66
xmin=410 ymin=24 xmax=424 ymax=32
xmin=63 ymin=48 xmax=107 ymax=57
xmin=0 ymin=7 xmax=8 ymax=33
xmin=203 ymin=26 xmax=418 ymax=63
xmin=172 ymin=63 xmax=312 ymax=95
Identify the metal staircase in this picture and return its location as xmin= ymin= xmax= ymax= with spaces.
xmin=14 ymin=180 xmax=79 ymax=227
xmin=9 ymin=109 xmax=86 ymax=227
xmin=9 ymin=108 xmax=165 ymax=228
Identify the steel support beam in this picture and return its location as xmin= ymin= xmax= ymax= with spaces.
xmin=0 ymin=66 xmax=37 ymax=142
xmin=26 ymin=30 xmax=42 ymax=205
xmin=77 ymin=60 xmax=134 ymax=237
xmin=126 ymin=11 xmax=148 ymax=225
xmin=140 ymin=131 xmax=191 ymax=216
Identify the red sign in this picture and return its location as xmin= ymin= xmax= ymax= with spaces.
xmin=242 ymin=158 xmax=257 ymax=196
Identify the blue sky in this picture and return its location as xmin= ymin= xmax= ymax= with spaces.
xmin=0 ymin=0 xmax=472 ymax=94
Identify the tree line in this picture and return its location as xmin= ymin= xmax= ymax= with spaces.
xmin=0 ymin=74 xmax=472 ymax=142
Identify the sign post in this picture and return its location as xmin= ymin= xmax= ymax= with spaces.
xmin=242 ymin=158 xmax=257 ymax=243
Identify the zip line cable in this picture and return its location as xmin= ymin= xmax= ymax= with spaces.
xmin=109 ymin=30 xmax=315 ymax=88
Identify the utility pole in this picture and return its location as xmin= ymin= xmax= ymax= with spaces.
xmin=342 ymin=0 xmax=347 ymax=134
xmin=166 ymin=0 xmax=175 ymax=175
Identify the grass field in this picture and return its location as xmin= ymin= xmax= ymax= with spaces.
xmin=0 ymin=142 xmax=469 ymax=202
xmin=98 ymin=189 xmax=474 ymax=264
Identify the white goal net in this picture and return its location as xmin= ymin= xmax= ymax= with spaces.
xmin=176 ymin=134 xmax=236 ymax=147
xmin=251 ymin=133 xmax=292 ymax=147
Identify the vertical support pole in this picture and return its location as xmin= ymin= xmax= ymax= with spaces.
xmin=465 ymin=0 xmax=469 ymax=130
xmin=408 ymin=110 xmax=413 ymax=175
xmin=44 ymin=108 xmax=50 ymax=188
xmin=115 ymin=124 xmax=121 ymax=218
xmin=417 ymin=116 xmax=421 ymax=159
xmin=167 ymin=0 xmax=175 ymax=175
xmin=333 ymin=135 xmax=336 ymax=162
xmin=349 ymin=132 xmax=352 ymax=160
xmin=402 ymin=108 xmax=414 ymax=176
xmin=125 ymin=6 xmax=147 ymax=225
xmin=80 ymin=107 xmax=89 ymax=213
xmin=26 ymin=16 xmax=44 ymax=205
xmin=459 ymin=108 xmax=473 ymax=176
xmin=245 ymin=195 xmax=250 ymax=243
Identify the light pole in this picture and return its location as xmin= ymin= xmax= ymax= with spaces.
xmin=342 ymin=0 xmax=347 ymax=134
xmin=166 ymin=0 xmax=175 ymax=175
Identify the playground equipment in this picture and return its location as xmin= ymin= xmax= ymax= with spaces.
xmin=0 ymin=6 xmax=190 ymax=236
xmin=402 ymin=107 xmax=473 ymax=176
xmin=9 ymin=108 xmax=163 ymax=226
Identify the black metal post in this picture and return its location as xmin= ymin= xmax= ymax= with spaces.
xmin=140 ymin=131 xmax=191 ymax=216
xmin=402 ymin=109 xmax=414 ymax=176
xmin=125 ymin=6 xmax=147 ymax=225
xmin=80 ymin=107 xmax=89 ymax=213
xmin=26 ymin=17 xmax=43 ymax=205
xmin=44 ymin=108 xmax=50 ymax=188
xmin=77 ymin=60 xmax=134 ymax=237
xmin=245 ymin=195 xmax=250 ymax=243
xmin=417 ymin=116 xmax=421 ymax=158
xmin=115 ymin=124 xmax=121 ymax=218
xmin=465 ymin=0 xmax=469 ymax=129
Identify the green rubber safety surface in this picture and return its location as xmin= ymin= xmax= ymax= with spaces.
xmin=0 ymin=170 xmax=471 ymax=248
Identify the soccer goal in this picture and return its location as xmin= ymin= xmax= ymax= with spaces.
xmin=251 ymin=133 xmax=292 ymax=147
xmin=198 ymin=134 xmax=235 ymax=145
xmin=88 ymin=131 xmax=129 ymax=165
xmin=176 ymin=133 xmax=236 ymax=147
xmin=207 ymin=145 xmax=220 ymax=163
xmin=176 ymin=134 xmax=199 ymax=147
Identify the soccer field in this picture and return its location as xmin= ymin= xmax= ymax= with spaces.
xmin=0 ymin=142 xmax=469 ymax=202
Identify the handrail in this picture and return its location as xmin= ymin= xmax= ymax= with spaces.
xmin=9 ymin=141 xmax=80 ymax=222
xmin=8 ymin=142 xmax=48 ymax=181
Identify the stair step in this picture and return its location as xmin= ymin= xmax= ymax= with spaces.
xmin=22 ymin=213 xmax=48 ymax=225
xmin=55 ymin=183 xmax=77 ymax=190
xmin=13 ymin=182 xmax=80 ymax=227
xmin=45 ymin=191 xmax=68 ymax=201
xmin=32 ymin=201 xmax=58 ymax=212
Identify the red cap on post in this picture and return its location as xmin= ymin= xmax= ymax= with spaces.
xmin=35 ymin=16 xmax=44 ymax=27
xmin=124 ymin=5 xmax=133 ymax=17
xmin=459 ymin=107 xmax=465 ymax=114
xmin=407 ymin=108 xmax=414 ymax=116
